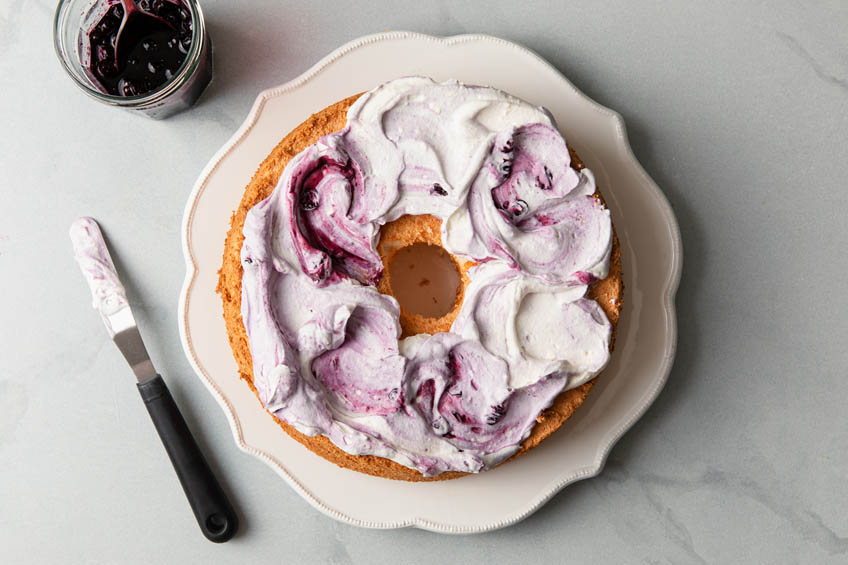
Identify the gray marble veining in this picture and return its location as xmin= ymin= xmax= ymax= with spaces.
xmin=777 ymin=32 xmax=847 ymax=92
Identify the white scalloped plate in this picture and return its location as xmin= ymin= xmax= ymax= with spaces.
xmin=179 ymin=32 xmax=681 ymax=534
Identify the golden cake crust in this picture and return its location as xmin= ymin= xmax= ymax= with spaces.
xmin=217 ymin=93 xmax=623 ymax=481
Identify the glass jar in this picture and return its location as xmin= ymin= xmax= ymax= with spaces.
xmin=54 ymin=0 xmax=213 ymax=119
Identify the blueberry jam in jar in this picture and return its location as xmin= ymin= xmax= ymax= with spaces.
xmin=87 ymin=1 xmax=194 ymax=97
xmin=54 ymin=0 xmax=213 ymax=119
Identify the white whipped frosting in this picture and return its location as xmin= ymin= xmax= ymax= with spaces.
xmin=70 ymin=217 xmax=128 ymax=318
xmin=239 ymin=77 xmax=613 ymax=476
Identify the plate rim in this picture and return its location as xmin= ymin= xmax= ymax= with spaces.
xmin=178 ymin=30 xmax=683 ymax=534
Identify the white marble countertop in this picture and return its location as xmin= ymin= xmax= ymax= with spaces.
xmin=2 ymin=1 xmax=847 ymax=563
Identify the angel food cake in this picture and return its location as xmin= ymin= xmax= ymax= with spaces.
xmin=218 ymin=77 xmax=622 ymax=481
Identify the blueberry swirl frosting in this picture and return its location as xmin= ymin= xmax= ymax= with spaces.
xmin=70 ymin=217 xmax=129 ymax=318
xmin=240 ymin=77 xmax=613 ymax=476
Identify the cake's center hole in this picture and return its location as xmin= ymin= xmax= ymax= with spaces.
xmin=388 ymin=244 xmax=460 ymax=319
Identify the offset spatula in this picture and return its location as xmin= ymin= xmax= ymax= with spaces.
xmin=70 ymin=217 xmax=238 ymax=543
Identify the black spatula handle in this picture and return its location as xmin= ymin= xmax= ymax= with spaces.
xmin=137 ymin=375 xmax=238 ymax=543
